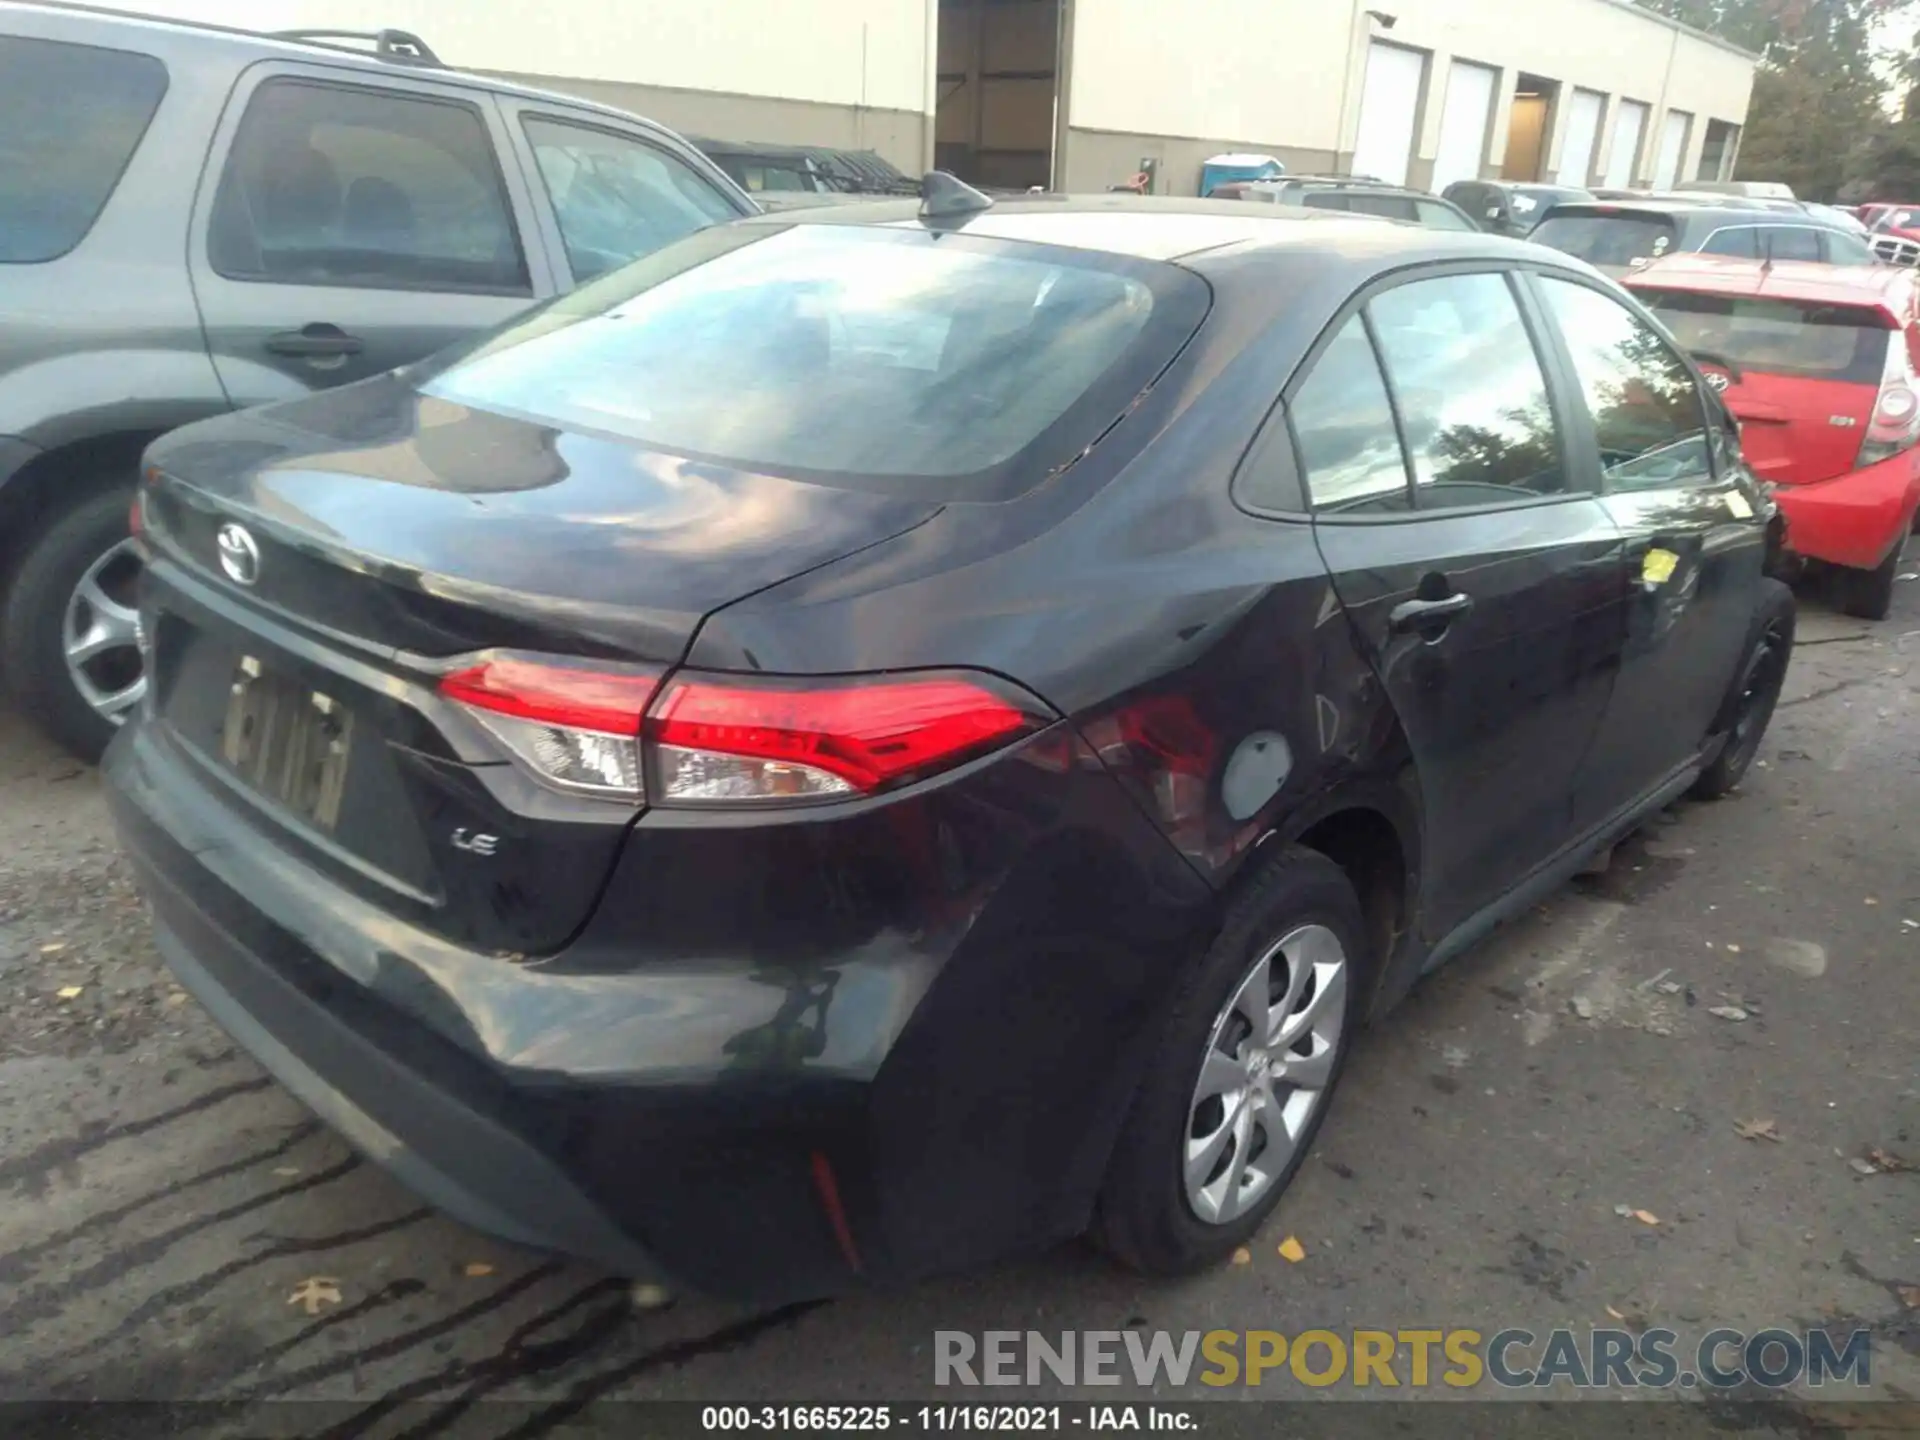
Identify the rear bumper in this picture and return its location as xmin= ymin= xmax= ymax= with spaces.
xmin=1774 ymin=452 xmax=1920 ymax=571
xmin=105 ymin=714 xmax=1212 ymax=1299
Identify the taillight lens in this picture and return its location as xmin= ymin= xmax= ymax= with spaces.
xmin=646 ymin=670 xmax=1051 ymax=806
xmin=1859 ymin=338 xmax=1920 ymax=467
xmin=440 ymin=656 xmax=1052 ymax=807
xmin=440 ymin=653 xmax=661 ymax=798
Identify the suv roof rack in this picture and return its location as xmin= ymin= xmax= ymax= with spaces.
xmin=270 ymin=28 xmax=442 ymax=66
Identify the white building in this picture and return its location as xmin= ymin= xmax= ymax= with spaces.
xmin=131 ymin=0 xmax=1757 ymax=197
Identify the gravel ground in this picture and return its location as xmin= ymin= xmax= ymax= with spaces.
xmin=0 ymin=581 xmax=1915 ymax=1430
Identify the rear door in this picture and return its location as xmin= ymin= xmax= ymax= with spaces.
xmin=1528 ymin=207 xmax=1679 ymax=279
xmin=1637 ymin=286 xmax=1892 ymax=486
xmin=496 ymin=102 xmax=749 ymax=287
xmin=1301 ymin=268 xmax=1625 ymax=940
xmin=1531 ymin=274 xmax=1768 ymax=828
xmin=190 ymin=62 xmax=555 ymax=408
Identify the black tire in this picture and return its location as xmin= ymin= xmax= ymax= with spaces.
xmin=1840 ymin=529 xmax=1906 ymax=622
xmin=1092 ymin=846 xmax=1366 ymax=1275
xmin=1692 ymin=578 xmax=1794 ymax=801
xmin=1 ymin=484 xmax=141 ymax=763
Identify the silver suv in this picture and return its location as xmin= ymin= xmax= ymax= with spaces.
xmin=0 ymin=4 xmax=754 ymax=759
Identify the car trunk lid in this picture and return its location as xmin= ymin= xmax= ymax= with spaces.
xmin=138 ymin=375 xmax=942 ymax=956
xmin=1634 ymin=288 xmax=1897 ymax=486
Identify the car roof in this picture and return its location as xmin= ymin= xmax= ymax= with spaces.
xmin=7 ymin=1 xmax=705 ymax=141
xmin=1542 ymin=200 xmax=1837 ymax=226
xmin=1623 ymin=254 xmax=1915 ymax=317
xmin=745 ymin=193 xmax=1553 ymax=267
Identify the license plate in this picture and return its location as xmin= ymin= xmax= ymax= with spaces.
xmin=220 ymin=655 xmax=353 ymax=830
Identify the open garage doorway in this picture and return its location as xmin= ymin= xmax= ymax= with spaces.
xmin=1502 ymin=73 xmax=1559 ymax=180
xmin=935 ymin=0 xmax=1063 ymax=190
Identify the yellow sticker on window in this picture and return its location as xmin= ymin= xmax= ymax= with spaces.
xmin=1643 ymin=548 xmax=1680 ymax=586
xmin=1725 ymin=490 xmax=1754 ymax=519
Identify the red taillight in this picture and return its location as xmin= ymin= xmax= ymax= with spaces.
xmin=439 ymin=656 xmax=1051 ymax=807
xmin=646 ymin=670 xmax=1050 ymax=805
xmin=439 ymin=653 xmax=661 ymax=799
xmin=1859 ymin=337 xmax=1920 ymax=468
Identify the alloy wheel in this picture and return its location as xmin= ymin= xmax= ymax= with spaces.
xmin=61 ymin=538 xmax=146 ymax=727
xmin=1184 ymin=923 xmax=1349 ymax=1225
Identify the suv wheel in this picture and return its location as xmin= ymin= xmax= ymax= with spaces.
xmin=1093 ymin=847 xmax=1365 ymax=1274
xmin=2 ymin=487 xmax=145 ymax=762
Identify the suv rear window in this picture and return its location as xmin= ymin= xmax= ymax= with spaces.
xmin=1638 ymin=291 xmax=1893 ymax=385
xmin=0 ymin=36 xmax=167 ymax=263
xmin=1530 ymin=212 xmax=1677 ymax=268
xmin=423 ymin=223 xmax=1208 ymax=499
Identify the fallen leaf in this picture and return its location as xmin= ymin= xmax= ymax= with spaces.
xmin=1867 ymin=1148 xmax=1912 ymax=1173
xmin=287 ymin=1277 xmax=341 ymax=1316
xmin=1848 ymin=1157 xmax=1879 ymax=1176
xmin=1277 ymin=1236 xmax=1306 ymax=1263
xmin=1605 ymin=1305 xmax=1626 ymax=1321
xmin=1725 ymin=943 xmax=1742 ymax=954
xmin=1734 ymin=1118 xmax=1781 ymax=1143
xmin=1708 ymin=1005 xmax=1749 ymax=1022
xmin=272 ymin=1166 xmax=301 ymax=1178
xmin=463 ymin=1262 xmax=495 ymax=1278
xmin=165 ymin=993 xmax=188 ymax=1008
xmin=1231 ymin=1247 xmax=1252 ymax=1266
xmin=1632 ymin=1210 xmax=1661 ymax=1226
xmin=55 ymin=986 xmax=83 ymax=1000
xmin=40 ymin=943 xmax=65 ymax=955
xmin=1897 ymin=1286 xmax=1920 ymax=1311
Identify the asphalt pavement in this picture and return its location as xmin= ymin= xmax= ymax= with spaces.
xmin=0 ymin=580 xmax=1915 ymax=1428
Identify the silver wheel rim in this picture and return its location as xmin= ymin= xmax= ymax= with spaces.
xmin=1184 ymin=923 xmax=1349 ymax=1225
xmin=62 ymin=537 xmax=146 ymax=726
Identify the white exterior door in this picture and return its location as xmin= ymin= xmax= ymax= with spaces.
xmin=1604 ymin=99 xmax=1649 ymax=189
xmin=1432 ymin=60 xmax=1497 ymax=193
xmin=1653 ymin=109 xmax=1691 ymax=191
xmin=1556 ymin=88 xmax=1604 ymax=187
xmin=1352 ymin=42 xmax=1425 ymax=186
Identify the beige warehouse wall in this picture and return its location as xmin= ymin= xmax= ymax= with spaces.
xmin=123 ymin=0 xmax=936 ymax=116
xmin=1063 ymin=0 xmax=1753 ymax=194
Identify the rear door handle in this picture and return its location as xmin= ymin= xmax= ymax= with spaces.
xmin=1389 ymin=592 xmax=1474 ymax=634
xmin=265 ymin=324 xmax=364 ymax=359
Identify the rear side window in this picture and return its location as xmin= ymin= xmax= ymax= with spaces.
xmin=1287 ymin=315 xmax=1410 ymax=513
xmin=1761 ymin=226 xmax=1822 ymax=263
xmin=423 ymin=224 xmax=1205 ymax=499
xmin=1415 ymin=201 xmax=1477 ymax=232
xmin=1540 ymin=278 xmax=1713 ymax=492
xmin=1368 ymin=273 xmax=1573 ymax=508
xmin=0 ymin=37 xmax=167 ymax=263
xmin=1821 ymin=230 xmax=1876 ymax=266
xmin=208 ymin=79 xmax=529 ymax=294
xmin=1302 ymin=192 xmax=1353 ymax=214
xmin=1346 ymin=194 xmax=1420 ymax=223
xmin=523 ymin=116 xmax=741 ymax=283
xmin=1699 ymin=227 xmax=1760 ymax=258
xmin=1530 ymin=213 xmax=1677 ymax=267
xmin=1640 ymin=291 xmax=1893 ymax=386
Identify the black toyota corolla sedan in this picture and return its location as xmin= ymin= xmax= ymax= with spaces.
xmin=107 ymin=186 xmax=1794 ymax=1304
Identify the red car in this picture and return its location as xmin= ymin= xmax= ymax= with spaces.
xmin=1627 ymin=255 xmax=1920 ymax=618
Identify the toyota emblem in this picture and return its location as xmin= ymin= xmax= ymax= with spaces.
xmin=1704 ymin=371 xmax=1731 ymax=393
xmin=216 ymin=522 xmax=261 ymax=587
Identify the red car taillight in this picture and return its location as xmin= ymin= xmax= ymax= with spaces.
xmin=1858 ymin=338 xmax=1920 ymax=468
xmin=647 ymin=670 xmax=1049 ymax=805
xmin=440 ymin=655 xmax=1051 ymax=807
xmin=440 ymin=654 xmax=661 ymax=798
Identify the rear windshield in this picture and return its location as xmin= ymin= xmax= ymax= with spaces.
xmin=1640 ymin=291 xmax=1892 ymax=385
xmin=1530 ymin=213 xmax=1678 ymax=268
xmin=0 ymin=36 xmax=168 ymax=263
xmin=423 ymin=223 xmax=1207 ymax=498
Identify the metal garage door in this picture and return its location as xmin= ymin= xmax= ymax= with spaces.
xmin=1432 ymin=60 xmax=1497 ymax=193
xmin=1557 ymin=88 xmax=1604 ymax=187
xmin=1604 ymin=99 xmax=1649 ymax=189
xmin=1352 ymin=42 xmax=1425 ymax=186
xmin=1653 ymin=109 xmax=1691 ymax=190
